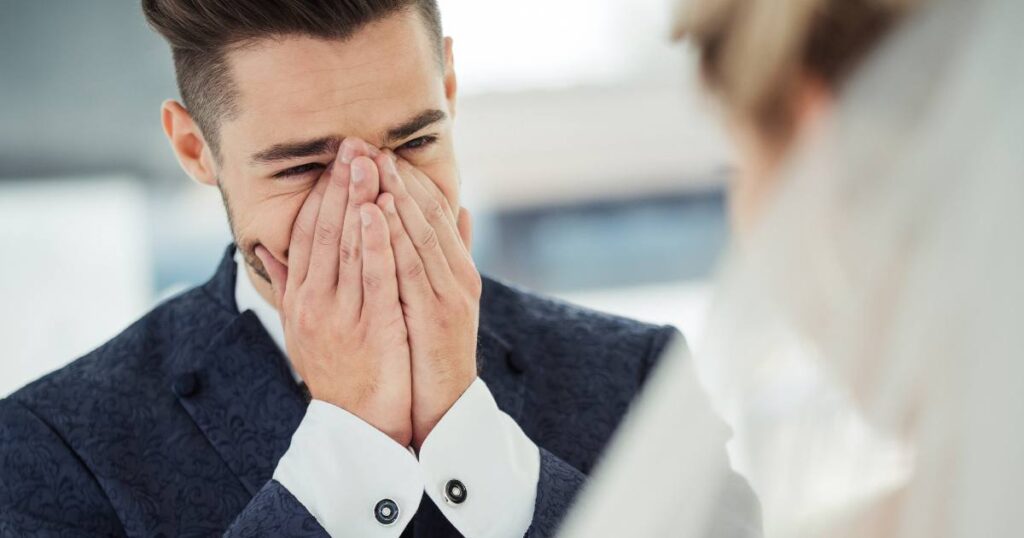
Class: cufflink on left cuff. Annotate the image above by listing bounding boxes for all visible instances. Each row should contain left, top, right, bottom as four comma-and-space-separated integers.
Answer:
443, 479, 468, 505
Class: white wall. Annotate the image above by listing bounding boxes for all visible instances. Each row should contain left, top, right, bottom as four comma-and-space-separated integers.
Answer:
0, 179, 152, 396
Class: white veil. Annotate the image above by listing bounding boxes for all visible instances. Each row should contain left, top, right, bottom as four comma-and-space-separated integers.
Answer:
559, 0, 1024, 536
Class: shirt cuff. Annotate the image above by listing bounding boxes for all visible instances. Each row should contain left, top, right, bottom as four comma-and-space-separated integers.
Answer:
418, 378, 541, 538
273, 400, 424, 538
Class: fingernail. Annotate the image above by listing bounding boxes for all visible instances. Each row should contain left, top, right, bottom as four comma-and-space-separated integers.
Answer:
360, 206, 373, 227
352, 160, 365, 183
340, 142, 356, 164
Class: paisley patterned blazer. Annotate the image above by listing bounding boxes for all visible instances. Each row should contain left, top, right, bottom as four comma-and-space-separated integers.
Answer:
0, 244, 758, 537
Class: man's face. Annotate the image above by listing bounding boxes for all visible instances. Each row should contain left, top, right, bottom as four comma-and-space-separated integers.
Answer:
213, 10, 459, 283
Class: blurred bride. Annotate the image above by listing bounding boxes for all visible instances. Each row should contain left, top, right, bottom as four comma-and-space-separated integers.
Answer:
559, 0, 1023, 536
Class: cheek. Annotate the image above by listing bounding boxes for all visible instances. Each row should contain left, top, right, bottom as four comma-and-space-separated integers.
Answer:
218, 160, 317, 260
236, 194, 309, 260
272, 197, 309, 257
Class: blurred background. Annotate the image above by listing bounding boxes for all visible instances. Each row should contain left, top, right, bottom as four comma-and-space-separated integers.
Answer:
0, 0, 733, 396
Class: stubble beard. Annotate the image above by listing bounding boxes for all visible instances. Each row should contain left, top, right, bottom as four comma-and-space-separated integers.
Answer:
218, 183, 272, 286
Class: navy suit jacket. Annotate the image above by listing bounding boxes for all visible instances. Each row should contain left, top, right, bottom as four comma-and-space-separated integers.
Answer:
0, 244, 757, 537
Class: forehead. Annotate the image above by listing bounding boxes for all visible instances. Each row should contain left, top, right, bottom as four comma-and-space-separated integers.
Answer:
220, 10, 444, 155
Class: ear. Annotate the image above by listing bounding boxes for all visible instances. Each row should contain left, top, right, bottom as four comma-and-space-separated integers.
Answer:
161, 99, 219, 186
442, 37, 458, 120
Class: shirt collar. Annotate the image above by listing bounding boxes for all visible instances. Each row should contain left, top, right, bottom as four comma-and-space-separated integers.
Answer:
233, 249, 302, 384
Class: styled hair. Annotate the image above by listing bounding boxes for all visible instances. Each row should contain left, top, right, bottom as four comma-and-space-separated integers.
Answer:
142, 0, 443, 157
673, 0, 916, 141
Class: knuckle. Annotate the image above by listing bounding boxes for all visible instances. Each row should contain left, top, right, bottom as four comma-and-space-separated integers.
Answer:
431, 188, 447, 207
416, 228, 439, 250
427, 201, 446, 222
293, 220, 312, 240
362, 272, 383, 290
314, 222, 339, 245
339, 240, 360, 266
403, 261, 426, 280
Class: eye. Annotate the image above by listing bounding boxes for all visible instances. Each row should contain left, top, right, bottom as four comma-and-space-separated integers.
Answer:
273, 162, 325, 179
398, 135, 438, 152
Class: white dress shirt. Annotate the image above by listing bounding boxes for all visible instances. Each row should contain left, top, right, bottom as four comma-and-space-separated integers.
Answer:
233, 251, 540, 537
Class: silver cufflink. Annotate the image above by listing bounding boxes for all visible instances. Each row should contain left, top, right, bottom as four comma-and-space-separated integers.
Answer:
444, 479, 468, 505
374, 498, 399, 525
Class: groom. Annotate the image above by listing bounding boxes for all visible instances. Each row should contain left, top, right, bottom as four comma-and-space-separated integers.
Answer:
0, 0, 759, 536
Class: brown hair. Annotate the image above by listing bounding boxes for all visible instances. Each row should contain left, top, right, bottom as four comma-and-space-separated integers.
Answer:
142, 0, 443, 157
674, 0, 916, 142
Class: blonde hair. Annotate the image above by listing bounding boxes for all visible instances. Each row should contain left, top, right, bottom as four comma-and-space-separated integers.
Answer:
673, 0, 917, 139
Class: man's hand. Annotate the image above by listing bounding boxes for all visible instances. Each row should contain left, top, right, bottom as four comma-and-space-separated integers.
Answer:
255, 140, 413, 446
373, 150, 482, 451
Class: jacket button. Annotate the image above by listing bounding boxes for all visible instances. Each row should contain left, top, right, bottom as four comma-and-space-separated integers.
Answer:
172, 372, 199, 398
506, 351, 527, 374
444, 479, 468, 505
374, 498, 399, 526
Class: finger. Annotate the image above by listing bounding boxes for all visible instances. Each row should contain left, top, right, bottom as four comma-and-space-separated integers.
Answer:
306, 156, 351, 290
376, 153, 454, 295
403, 162, 458, 225
337, 156, 382, 310
397, 158, 476, 278
378, 192, 433, 303
287, 171, 330, 290
358, 203, 400, 319
340, 136, 382, 165
457, 207, 474, 254
255, 245, 288, 310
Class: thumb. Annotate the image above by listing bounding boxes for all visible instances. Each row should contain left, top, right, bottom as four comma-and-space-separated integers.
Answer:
457, 207, 474, 253
254, 245, 287, 310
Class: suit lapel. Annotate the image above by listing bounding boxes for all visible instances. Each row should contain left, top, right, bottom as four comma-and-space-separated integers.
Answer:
170, 245, 308, 496
476, 324, 527, 423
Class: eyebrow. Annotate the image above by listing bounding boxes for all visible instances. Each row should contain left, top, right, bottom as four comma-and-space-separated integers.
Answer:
382, 109, 447, 146
249, 109, 448, 166
250, 136, 341, 165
